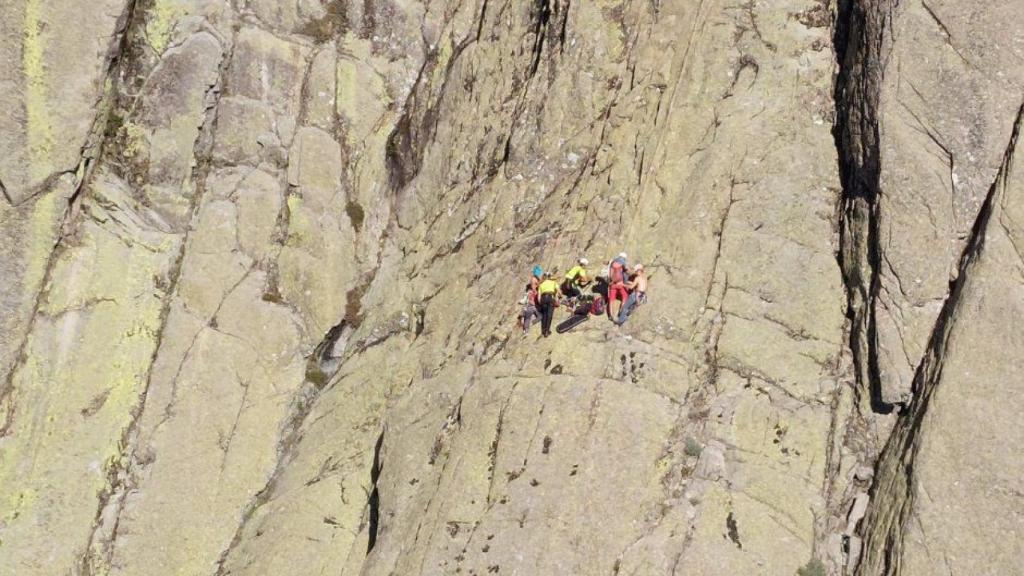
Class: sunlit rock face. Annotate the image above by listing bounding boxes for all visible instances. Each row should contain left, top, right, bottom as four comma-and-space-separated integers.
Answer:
0, 1, 1020, 575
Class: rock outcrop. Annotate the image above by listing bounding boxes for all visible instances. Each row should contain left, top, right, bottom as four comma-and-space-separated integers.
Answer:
0, 1, 1019, 575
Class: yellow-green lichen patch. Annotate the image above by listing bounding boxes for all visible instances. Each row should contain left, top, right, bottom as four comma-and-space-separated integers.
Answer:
284, 194, 309, 242
145, 0, 187, 55
335, 45, 389, 148
119, 121, 151, 160
0, 214, 180, 573
23, 0, 54, 179
429, 35, 454, 89
81, 553, 111, 576
21, 186, 68, 300
1, 488, 38, 526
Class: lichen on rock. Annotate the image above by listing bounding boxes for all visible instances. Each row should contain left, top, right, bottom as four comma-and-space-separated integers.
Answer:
0, 0, 1021, 575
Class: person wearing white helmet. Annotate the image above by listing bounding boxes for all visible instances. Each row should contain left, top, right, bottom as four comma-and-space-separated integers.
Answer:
617, 263, 647, 325
607, 252, 630, 319
561, 257, 592, 302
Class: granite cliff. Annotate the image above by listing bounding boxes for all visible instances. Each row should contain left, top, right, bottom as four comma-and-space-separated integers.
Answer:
0, 0, 1020, 574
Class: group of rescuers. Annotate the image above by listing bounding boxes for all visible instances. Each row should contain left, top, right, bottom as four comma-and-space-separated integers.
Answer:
518, 252, 648, 337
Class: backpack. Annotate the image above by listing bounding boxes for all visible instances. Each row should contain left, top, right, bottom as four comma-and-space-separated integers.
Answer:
590, 295, 605, 316
610, 261, 625, 283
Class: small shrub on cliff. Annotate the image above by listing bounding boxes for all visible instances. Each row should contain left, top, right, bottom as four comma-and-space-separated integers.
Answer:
797, 558, 826, 576
684, 437, 702, 457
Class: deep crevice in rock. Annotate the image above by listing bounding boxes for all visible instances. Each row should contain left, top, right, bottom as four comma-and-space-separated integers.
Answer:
366, 428, 386, 554
558, 0, 571, 52
856, 103, 1024, 576
475, 0, 489, 41
308, 321, 350, 385
833, 0, 893, 415
529, 0, 553, 76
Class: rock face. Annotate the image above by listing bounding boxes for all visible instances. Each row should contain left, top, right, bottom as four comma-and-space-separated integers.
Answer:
0, 1, 1019, 575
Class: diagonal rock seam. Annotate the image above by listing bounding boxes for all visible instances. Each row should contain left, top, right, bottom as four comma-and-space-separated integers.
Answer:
1, 0, 139, 209
0, 0, 141, 434
78, 8, 234, 573
833, 2, 1024, 571
855, 102, 1024, 576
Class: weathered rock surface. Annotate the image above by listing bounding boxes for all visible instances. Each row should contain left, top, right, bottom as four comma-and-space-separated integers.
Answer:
858, 105, 1024, 576
835, 1, 1023, 574
0, 0, 1020, 575
839, 0, 1024, 408
0, 0, 130, 204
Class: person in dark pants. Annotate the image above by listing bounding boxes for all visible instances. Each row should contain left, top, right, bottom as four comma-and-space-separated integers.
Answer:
537, 273, 561, 337
560, 257, 591, 302
617, 264, 647, 325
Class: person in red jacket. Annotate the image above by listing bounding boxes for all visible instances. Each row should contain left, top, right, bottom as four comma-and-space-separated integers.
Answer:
607, 252, 629, 320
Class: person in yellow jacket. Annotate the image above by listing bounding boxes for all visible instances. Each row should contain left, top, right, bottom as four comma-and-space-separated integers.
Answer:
561, 257, 591, 301
536, 273, 561, 337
